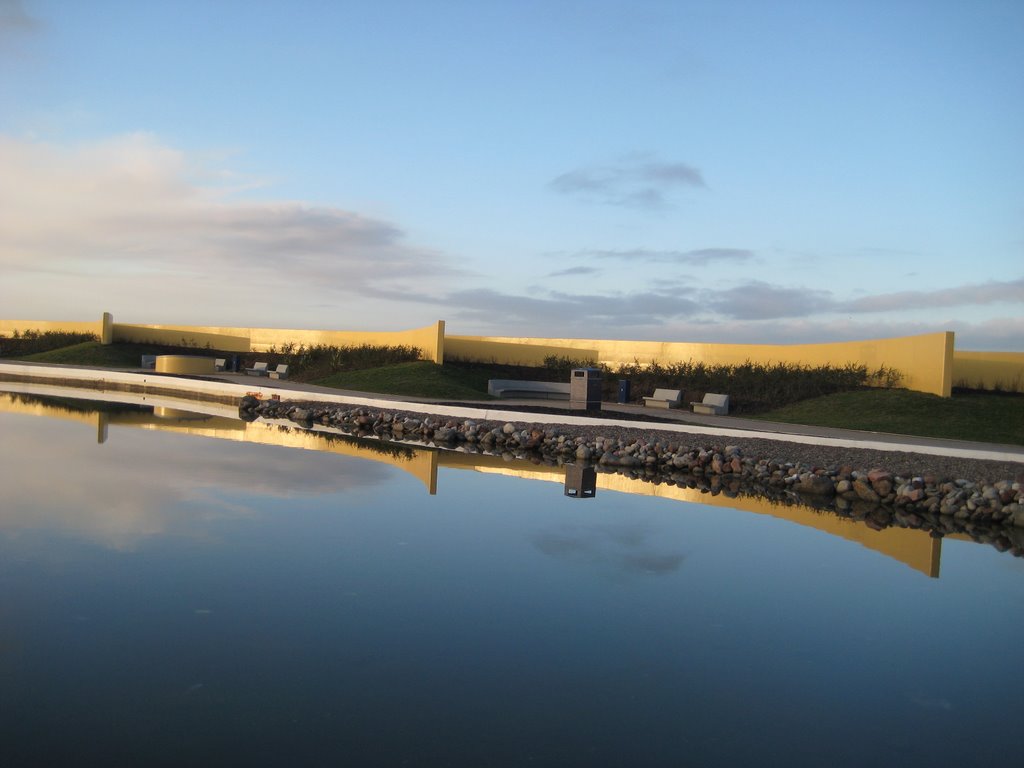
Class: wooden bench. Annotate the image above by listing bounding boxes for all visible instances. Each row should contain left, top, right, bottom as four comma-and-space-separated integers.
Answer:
642, 389, 682, 409
487, 379, 571, 400
691, 393, 729, 415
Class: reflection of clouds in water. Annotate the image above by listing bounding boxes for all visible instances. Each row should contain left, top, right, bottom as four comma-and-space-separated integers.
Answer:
0, 413, 394, 549
531, 523, 686, 577
910, 695, 953, 711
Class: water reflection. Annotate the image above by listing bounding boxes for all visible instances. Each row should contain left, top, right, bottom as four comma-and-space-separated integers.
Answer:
531, 522, 686, 578
0, 386, 994, 578
0, 390, 398, 549
2, 388, 1023, 766
564, 465, 597, 498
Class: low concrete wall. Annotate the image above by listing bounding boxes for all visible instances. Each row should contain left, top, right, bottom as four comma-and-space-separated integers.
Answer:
448, 331, 955, 397
155, 355, 217, 375
953, 351, 1024, 392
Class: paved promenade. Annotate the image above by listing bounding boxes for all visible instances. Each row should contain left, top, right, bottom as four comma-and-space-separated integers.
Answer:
3, 360, 1022, 465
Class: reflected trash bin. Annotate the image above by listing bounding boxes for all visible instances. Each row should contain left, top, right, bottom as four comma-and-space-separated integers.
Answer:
564, 465, 597, 498
570, 367, 602, 412
617, 379, 631, 404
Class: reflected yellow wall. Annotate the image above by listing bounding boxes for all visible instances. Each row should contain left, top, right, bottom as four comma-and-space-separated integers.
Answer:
0, 393, 440, 494
447, 331, 955, 397
0, 392, 100, 427
953, 351, 1024, 392
0, 389, 946, 576
455, 459, 941, 578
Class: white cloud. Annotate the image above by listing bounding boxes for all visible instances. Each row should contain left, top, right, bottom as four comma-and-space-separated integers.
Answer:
549, 154, 706, 209
0, 133, 456, 326
576, 247, 755, 265
839, 278, 1024, 314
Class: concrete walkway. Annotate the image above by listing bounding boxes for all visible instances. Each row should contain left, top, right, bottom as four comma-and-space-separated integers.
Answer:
2, 360, 1023, 464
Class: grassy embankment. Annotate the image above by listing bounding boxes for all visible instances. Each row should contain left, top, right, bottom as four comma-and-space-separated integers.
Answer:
17, 341, 146, 368
753, 388, 1024, 446
315, 361, 492, 400
12, 341, 491, 400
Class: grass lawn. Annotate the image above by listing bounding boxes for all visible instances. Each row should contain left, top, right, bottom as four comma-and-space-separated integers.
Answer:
313, 361, 493, 400
753, 388, 1024, 446
18, 341, 150, 368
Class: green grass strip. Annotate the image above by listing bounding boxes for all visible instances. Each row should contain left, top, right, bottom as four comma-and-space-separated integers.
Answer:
753, 389, 1024, 446
314, 361, 493, 400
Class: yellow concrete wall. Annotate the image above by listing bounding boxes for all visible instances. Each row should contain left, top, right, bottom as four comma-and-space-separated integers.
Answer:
249, 320, 445, 362
952, 351, 1024, 392
0, 312, 975, 397
111, 320, 446, 362
445, 337, 601, 366
447, 331, 955, 397
113, 323, 252, 351
0, 318, 105, 339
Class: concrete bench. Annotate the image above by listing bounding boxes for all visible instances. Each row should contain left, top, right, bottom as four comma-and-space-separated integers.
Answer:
643, 389, 682, 409
268, 364, 289, 380
487, 379, 571, 400
691, 393, 729, 415
245, 361, 269, 376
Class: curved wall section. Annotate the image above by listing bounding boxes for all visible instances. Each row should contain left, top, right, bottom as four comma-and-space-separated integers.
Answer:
154, 355, 216, 375
953, 351, 1024, 392
447, 331, 955, 397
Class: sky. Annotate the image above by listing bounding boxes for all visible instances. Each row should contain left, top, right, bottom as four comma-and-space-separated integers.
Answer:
1, 0, 1022, 350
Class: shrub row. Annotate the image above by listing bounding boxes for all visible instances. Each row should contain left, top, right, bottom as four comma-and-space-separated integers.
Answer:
540, 355, 902, 413
252, 343, 422, 378
0, 329, 99, 357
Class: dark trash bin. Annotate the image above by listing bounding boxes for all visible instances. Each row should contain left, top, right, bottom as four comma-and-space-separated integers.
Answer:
617, 379, 631, 404
570, 367, 602, 412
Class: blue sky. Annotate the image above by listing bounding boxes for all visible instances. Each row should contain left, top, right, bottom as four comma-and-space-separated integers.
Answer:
1, 0, 1022, 350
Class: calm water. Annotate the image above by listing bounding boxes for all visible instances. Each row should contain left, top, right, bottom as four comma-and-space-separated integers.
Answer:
1, 391, 1022, 767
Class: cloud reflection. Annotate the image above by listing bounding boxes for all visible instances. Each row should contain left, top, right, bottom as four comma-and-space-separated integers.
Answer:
531, 523, 686, 578
0, 410, 395, 550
